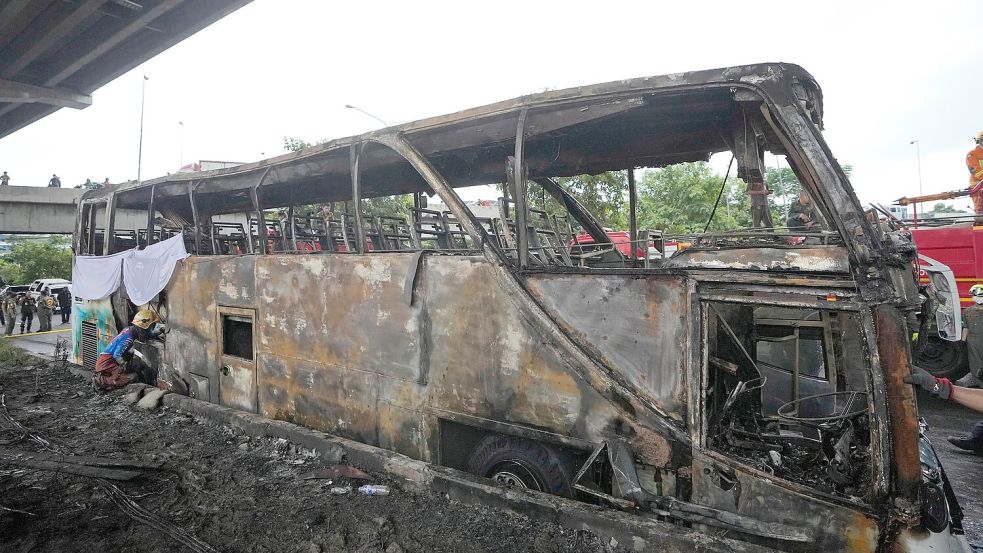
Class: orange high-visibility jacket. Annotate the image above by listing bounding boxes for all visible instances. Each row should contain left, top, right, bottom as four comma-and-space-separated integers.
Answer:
969, 145, 983, 189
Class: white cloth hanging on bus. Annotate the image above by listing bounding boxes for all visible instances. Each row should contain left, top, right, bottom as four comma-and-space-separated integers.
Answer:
72, 249, 134, 300
122, 234, 189, 305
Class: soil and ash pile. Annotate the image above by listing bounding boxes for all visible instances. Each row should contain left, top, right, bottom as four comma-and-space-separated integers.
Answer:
0, 356, 618, 553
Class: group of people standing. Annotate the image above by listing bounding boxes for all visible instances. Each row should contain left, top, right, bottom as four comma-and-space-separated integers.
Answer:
0, 288, 72, 335
0, 171, 110, 188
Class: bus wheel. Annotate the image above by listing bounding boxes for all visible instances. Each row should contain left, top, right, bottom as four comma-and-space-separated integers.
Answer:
915, 335, 969, 381
465, 434, 574, 498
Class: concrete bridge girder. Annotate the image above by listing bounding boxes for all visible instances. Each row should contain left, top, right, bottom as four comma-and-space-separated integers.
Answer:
0, 185, 142, 235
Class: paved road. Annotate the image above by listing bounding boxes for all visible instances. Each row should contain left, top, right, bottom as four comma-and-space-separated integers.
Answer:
5, 324, 71, 358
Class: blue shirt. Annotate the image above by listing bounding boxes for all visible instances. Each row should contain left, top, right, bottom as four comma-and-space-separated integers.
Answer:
102, 325, 160, 362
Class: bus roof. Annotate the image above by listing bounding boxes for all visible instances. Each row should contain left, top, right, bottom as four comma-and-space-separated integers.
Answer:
88, 62, 822, 217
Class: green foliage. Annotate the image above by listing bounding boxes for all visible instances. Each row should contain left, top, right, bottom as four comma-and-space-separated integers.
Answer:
0, 338, 33, 367
283, 136, 326, 152
0, 258, 24, 286
550, 173, 628, 229
929, 202, 965, 215
636, 162, 751, 233
1, 236, 72, 284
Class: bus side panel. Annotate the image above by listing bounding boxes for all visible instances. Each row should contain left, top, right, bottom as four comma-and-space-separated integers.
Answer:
691, 454, 880, 551
424, 257, 624, 443
254, 255, 421, 448
162, 254, 668, 464
161, 256, 256, 404
525, 273, 688, 422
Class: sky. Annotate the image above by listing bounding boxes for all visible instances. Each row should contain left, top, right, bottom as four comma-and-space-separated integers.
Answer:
0, 0, 981, 210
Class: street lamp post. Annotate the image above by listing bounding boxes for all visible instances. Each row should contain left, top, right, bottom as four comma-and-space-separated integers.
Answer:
137, 75, 149, 181
345, 104, 388, 127
178, 121, 184, 168
910, 139, 923, 196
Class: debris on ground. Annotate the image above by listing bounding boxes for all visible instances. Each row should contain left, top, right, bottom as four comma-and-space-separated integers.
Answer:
0, 354, 619, 552
358, 484, 391, 497
301, 465, 372, 481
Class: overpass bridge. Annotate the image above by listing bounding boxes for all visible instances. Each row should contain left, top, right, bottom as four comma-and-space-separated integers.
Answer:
0, 0, 251, 140
0, 185, 143, 234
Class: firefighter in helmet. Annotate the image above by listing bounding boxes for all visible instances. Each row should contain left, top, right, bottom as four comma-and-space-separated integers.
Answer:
93, 309, 166, 391
968, 131, 983, 214
909, 284, 983, 451
964, 283, 983, 375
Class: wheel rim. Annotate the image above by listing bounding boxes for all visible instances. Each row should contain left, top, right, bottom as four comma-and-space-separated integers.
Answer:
916, 336, 960, 373
489, 461, 544, 492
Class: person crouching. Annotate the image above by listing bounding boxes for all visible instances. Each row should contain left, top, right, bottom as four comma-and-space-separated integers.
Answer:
94, 309, 166, 391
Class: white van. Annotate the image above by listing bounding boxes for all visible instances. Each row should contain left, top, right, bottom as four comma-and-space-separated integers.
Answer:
28, 278, 72, 311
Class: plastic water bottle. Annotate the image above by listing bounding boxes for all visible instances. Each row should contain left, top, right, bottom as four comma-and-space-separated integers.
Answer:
358, 484, 390, 496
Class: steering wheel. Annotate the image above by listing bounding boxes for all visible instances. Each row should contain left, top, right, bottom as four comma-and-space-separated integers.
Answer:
777, 391, 868, 427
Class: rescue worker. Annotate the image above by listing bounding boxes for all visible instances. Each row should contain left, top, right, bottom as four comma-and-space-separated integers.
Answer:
57, 287, 72, 324
17, 293, 35, 334
48, 174, 61, 188
36, 290, 54, 332
912, 283, 983, 452
746, 178, 774, 228
2, 293, 16, 336
968, 131, 983, 214
94, 310, 166, 391
786, 190, 818, 231
907, 367, 983, 451
0, 171, 9, 186
964, 284, 983, 379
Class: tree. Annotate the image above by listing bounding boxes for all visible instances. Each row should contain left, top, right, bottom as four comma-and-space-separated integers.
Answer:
636, 162, 750, 233
1, 236, 72, 283
0, 259, 24, 285
549, 173, 628, 229
929, 202, 965, 215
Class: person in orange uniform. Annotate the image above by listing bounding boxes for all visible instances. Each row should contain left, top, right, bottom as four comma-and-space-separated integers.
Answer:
968, 131, 983, 214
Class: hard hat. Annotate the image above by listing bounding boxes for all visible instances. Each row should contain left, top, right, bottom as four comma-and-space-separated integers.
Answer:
976, 130, 983, 143
132, 309, 159, 329
970, 284, 983, 297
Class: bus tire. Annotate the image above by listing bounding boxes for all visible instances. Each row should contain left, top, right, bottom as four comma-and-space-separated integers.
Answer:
915, 335, 969, 381
465, 434, 574, 498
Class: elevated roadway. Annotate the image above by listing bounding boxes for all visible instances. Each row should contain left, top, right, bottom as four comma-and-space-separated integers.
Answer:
0, 185, 143, 234
0, 0, 252, 140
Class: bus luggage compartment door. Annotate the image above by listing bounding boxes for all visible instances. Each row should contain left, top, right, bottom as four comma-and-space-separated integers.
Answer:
217, 307, 258, 413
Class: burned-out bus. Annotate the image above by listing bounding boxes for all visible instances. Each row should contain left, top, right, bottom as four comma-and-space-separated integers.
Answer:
72, 63, 969, 551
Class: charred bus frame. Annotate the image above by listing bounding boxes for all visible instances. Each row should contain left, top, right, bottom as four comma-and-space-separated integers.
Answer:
73, 63, 968, 552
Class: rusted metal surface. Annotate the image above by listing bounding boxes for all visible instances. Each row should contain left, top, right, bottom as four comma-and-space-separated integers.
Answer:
666, 245, 851, 273
874, 305, 923, 501
691, 454, 880, 551
524, 273, 688, 421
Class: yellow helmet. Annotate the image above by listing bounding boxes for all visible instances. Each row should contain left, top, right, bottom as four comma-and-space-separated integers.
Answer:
970, 284, 983, 297
132, 309, 159, 329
